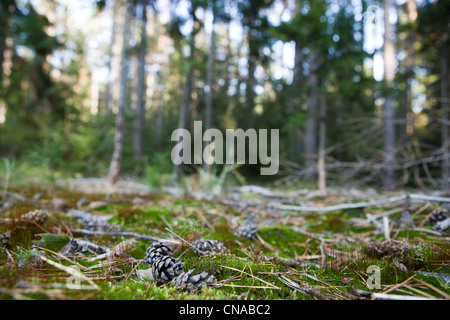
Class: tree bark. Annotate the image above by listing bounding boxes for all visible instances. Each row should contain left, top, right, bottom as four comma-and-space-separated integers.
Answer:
0, 2, 5, 86
107, 1, 132, 185
103, 0, 118, 115
246, 26, 257, 126
134, 1, 148, 160
305, 51, 319, 167
441, 36, 449, 191
204, 11, 215, 133
172, 64, 193, 174
383, 0, 397, 191
155, 75, 165, 141
318, 93, 326, 191
203, 8, 215, 172
403, 0, 417, 140
288, 41, 304, 159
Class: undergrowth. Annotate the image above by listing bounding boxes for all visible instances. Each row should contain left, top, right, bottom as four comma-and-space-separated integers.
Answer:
0, 182, 449, 300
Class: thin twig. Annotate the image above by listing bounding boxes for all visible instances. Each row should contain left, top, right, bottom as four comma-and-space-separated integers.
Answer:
219, 264, 280, 289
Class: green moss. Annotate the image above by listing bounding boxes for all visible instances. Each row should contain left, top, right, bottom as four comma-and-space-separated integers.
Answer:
257, 225, 311, 258
415, 272, 450, 295
1, 180, 449, 300
129, 242, 150, 260
323, 214, 349, 233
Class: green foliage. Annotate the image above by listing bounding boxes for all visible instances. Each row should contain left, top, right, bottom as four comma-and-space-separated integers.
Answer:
0, 0, 445, 188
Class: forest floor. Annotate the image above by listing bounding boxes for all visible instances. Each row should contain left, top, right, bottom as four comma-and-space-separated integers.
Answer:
0, 177, 449, 300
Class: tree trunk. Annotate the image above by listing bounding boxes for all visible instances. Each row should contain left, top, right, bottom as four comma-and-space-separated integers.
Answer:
204, 18, 215, 131
155, 75, 165, 141
305, 51, 319, 167
247, 54, 256, 127
246, 26, 257, 127
172, 63, 193, 174
103, 0, 118, 115
134, 1, 148, 160
107, 1, 132, 185
0, 2, 5, 86
203, 9, 215, 172
383, 0, 397, 191
403, 0, 417, 140
288, 41, 304, 159
318, 93, 326, 191
441, 37, 449, 191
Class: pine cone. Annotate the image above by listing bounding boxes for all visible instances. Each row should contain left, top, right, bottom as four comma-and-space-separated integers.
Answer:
235, 213, 258, 240
144, 242, 173, 265
191, 239, 227, 256
21, 210, 49, 225
80, 216, 122, 232
0, 232, 11, 249
173, 269, 217, 292
151, 255, 184, 284
428, 208, 449, 226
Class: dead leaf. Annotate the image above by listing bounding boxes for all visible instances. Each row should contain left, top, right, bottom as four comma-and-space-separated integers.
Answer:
341, 277, 355, 284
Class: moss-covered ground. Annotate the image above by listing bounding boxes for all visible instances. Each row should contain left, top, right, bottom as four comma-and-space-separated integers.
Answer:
0, 183, 449, 300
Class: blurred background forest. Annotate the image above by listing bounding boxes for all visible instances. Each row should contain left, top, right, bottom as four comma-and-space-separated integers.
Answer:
0, 0, 448, 192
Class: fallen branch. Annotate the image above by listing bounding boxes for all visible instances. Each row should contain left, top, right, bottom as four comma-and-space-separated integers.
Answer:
371, 293, 436, 300
71, 229, 181, 245
347, 286, 438, 300
276, 194, 450, 213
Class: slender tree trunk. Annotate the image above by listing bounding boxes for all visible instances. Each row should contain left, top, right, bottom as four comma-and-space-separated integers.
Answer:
441, 38, 449, 191
305, 51, 319, 167
134, 1, 148, 160
155, 87, 164, 140
103, 0, 118, 115
179, 67, 193, 131
383, 0, 397, 191
318, 93, 326, 191
203, 9, 215, 172
288, 41, 304, 159
173, 68, 193, 174
404, 0, 417, 139
204, 15, 215, 132
107, 1, 132, 185
246, 26, 257, 127
224, 25, 231, 98
247, 54, 256, 127
0, 3, 5, 86
172, 63, 193, 174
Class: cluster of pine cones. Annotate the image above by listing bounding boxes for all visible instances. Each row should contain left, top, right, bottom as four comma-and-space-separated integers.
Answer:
143, 240, 220, 291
